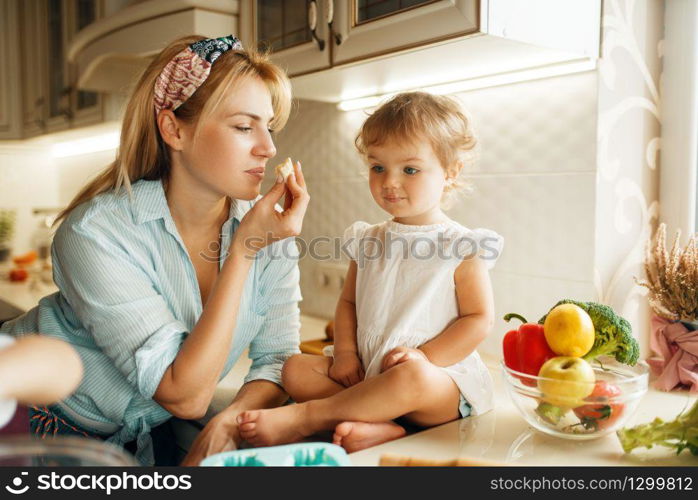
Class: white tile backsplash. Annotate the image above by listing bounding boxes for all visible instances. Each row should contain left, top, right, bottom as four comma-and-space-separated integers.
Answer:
446, 172, 596, 282
55, 151, 115, 206
457, 71, 598, 176
0, 147, 59, 253
0, 142, 116, 255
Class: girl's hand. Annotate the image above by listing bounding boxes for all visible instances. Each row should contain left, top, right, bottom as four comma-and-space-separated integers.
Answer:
180, 411, 240, 466
328, 352, 365, 387
380, 346, 429, 372
231, 161, 309, 258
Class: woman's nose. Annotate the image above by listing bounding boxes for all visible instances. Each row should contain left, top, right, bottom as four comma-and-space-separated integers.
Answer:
253, 129, 277, 158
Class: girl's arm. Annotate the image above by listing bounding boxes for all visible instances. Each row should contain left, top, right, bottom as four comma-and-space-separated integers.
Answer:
327, 260, 365, 386
418, 256, 495, 367
332, 260, 360, 358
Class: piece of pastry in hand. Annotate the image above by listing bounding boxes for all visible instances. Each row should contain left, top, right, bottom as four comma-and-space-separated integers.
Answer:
275, 157, 294, 181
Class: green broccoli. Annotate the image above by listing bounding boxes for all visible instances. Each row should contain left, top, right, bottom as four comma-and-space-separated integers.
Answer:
539, 299, 639, 366
617, 399, 698, 456
535, 402, 568, 425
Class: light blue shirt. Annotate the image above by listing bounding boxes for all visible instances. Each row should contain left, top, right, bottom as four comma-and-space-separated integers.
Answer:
0, 179, 302, 465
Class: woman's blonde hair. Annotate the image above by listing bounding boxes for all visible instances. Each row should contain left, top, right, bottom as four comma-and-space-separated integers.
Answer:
56, 35, 292, 224
355, 92, 478, 204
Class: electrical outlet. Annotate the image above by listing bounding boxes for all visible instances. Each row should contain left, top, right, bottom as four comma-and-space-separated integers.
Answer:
316, 263, 348, 292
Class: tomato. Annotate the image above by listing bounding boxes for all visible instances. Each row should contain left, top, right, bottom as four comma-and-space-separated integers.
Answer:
9, 268, 29, 282
573, 380, 624, 430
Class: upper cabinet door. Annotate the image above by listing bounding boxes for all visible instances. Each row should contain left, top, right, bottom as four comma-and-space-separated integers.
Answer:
45, 0, 104, 134
239, 0, 331, 77
332, 0, 480, 66
67, 0, 103, 128
44, 0, 71, 133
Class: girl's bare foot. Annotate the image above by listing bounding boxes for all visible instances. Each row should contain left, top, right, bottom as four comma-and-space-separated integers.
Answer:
332, 421, 406, 453
237, 404, 311, 446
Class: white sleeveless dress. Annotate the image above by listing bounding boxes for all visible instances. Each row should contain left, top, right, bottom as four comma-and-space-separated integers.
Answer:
338, 219, 503, 416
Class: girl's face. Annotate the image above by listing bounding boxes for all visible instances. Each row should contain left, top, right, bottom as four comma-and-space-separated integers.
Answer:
178, 76, 277, 201
367, 137, 451, 224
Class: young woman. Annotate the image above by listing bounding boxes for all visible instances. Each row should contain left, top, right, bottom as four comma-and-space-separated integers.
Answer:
0, 35, 309, 466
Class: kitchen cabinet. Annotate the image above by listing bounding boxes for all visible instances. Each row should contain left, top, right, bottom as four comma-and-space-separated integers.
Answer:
485, 0, 601, 58
239, 0, 478, 76
44, 0, 105, 134
0, 0, 104, 140
65, 0, 104, 129
0, 0, 24, 139
239, 0, 601, 103
332, 0, 479, 66
239, 0, 332, 76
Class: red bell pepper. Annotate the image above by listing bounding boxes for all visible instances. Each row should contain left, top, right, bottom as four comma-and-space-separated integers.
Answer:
502, 313, 556, 386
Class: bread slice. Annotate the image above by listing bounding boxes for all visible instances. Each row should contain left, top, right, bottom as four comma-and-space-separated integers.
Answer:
275, 157, 294, 181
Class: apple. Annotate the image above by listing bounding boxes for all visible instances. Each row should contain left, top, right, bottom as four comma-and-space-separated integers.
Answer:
537, 356, 595, 408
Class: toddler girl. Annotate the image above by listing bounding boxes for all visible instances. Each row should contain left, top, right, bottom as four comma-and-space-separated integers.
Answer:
237, 92, 503, 452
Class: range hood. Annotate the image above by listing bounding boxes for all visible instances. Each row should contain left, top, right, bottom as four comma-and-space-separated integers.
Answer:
67, 0, 238, 94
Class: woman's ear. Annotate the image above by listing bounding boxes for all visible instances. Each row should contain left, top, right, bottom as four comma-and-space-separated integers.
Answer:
157, 110, 185, 151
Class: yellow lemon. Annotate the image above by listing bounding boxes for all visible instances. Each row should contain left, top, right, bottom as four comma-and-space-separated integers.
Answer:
543, 304, 595, 357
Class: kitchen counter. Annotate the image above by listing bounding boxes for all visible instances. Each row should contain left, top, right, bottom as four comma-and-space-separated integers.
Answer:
185, 327, 696, 466
0, 269, 58, 314
348, 355, 698, 466
2, 280, 694, 466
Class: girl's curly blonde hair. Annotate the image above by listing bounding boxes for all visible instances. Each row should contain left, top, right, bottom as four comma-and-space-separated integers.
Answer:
355, 91, 479, 206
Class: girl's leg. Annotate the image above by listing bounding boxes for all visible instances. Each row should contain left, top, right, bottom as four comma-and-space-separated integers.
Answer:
282, 354, 345, 402
238, 358, 460, 446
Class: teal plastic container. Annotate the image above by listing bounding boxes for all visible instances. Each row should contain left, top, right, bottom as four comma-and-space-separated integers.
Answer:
200, 443, 350, 467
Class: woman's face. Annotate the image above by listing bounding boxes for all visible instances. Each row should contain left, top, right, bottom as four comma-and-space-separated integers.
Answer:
178, 76, 277, 201
367, 137, 450, 223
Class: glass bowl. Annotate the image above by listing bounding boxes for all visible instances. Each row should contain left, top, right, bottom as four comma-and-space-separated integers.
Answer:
501, 356, 649, 440
0, 436, 137, 466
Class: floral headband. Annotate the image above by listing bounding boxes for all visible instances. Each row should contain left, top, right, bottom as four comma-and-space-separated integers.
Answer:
153, 35, 243, 116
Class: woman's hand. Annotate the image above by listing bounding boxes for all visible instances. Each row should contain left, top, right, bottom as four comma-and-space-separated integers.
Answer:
328, 351, 365, 387
231, 161, 309, 258
380, 346, 429, 373
180, 411, 240, 466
